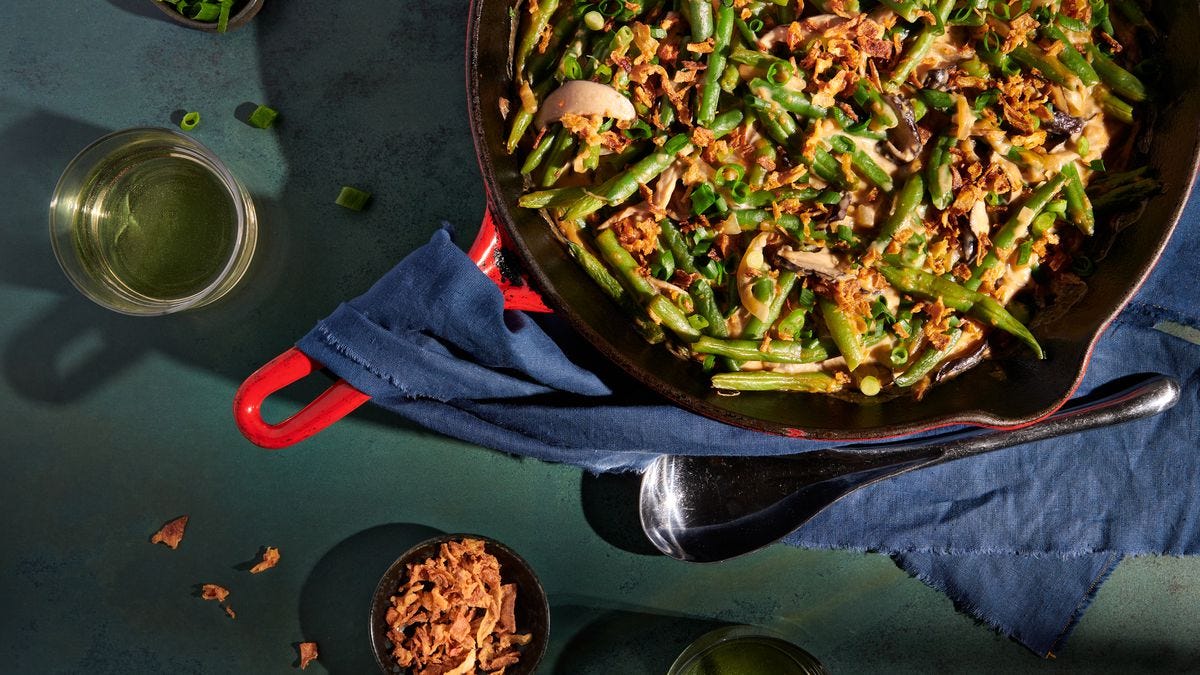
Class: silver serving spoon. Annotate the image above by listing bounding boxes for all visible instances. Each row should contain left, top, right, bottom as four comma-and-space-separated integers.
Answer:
640, 374, 1181, 563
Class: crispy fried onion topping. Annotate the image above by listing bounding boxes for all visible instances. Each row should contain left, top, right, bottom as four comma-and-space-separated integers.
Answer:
250, 546, 281, 574
385, 539, 532, 675
298, 642, 319, 670
150, 515, 188, 550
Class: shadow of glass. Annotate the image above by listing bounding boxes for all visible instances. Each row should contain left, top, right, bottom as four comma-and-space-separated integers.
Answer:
547, 604, 727, 674
298, 522, 444, 674
0, 111, 111, 293
104, 0, 176, 22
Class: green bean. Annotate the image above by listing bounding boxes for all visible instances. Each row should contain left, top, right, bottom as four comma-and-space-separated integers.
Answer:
733, 209, 801, 231
1112, 0, 1156, 33
748, 79, 827, 119
595, 228, 657, 298
660, 221, 697, 273
777, 307, 808, 340
711, 371, 839, 392
692, 336, 829, 364
515, 0, 561, 81
879, 0, 921, 22
893, 328, 962, 387
1092, 177, 1162, 213
539, 130, 577, 187
719, 63, 741, 93
1087, 43, 1148, 103
566, 240, 672, 341
1010, 45, 1076, 87
658, 96, 676, 128
809, 0, 859, 13
830, 136, 894, 192
887, 0, 954, 91
873, 173, 925, 250
739, 187, 822, 208
518, 185, 585, 209
926, 135, 954, 210
967, 174, 1066, 290
1087, 167, 1150, 195
521, 128, 559, 175
818, 298, 865, 371
596, 234, 698, 340
1060, 162, 1094, 236
742, 271, 797, 340
568, 242, 666, 343
852, 79, 898, 129
563, 134, 693, 220
527, 15, 581, 81
878, 264, 1044, 358
698, 3, 736, 127
809, 148, 847, 187
689, 280, 728, 338
730, 45, 790, 70
1097, 88, 1134, 125
1041, 23, 1099, 86
648, 295, 702, 341
734, 17, 758, 46
747, 138, 776, 187
746, 95, 798, 146
688, 0, 713, 41
710, 109, 744, 139
506, 80, 551, 154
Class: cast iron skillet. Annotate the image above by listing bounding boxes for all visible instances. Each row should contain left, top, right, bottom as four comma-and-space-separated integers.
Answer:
234, 1, 1200, 447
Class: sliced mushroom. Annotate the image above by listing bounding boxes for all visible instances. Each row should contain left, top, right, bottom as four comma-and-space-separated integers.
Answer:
883, 94, 924, 163
652, 161, 683, 212
959, 226, 978, 265
1042, 110, 1087, 149
597, 204, 651, 231
923, 68, 949, 90
969, 199, 990, 238
934, 339, 990, 383
772, 246, 845, 281
534, 80, 637, 128
737, 232, 773, 322
756, 15, 846, 52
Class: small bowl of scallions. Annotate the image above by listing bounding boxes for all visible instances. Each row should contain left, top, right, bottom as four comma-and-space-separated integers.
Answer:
151, 0, 263, 33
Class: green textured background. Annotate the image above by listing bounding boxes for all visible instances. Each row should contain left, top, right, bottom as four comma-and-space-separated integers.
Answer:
2, 1, 1198, 672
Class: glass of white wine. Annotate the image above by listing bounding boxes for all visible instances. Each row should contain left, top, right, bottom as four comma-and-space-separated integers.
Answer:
50, 127, 257, 315
667, 625, 827, 675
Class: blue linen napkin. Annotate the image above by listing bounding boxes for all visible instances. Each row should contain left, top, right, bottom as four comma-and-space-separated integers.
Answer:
297, 199, 1199, 656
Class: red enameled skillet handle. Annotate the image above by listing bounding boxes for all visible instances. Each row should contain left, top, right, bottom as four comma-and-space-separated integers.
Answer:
233, 209, 551, 449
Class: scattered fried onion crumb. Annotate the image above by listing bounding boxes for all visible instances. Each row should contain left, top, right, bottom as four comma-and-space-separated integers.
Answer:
298, 642, 319, 670
150, 516, 189, 549
200, 583, 236, 618
250, 547, 281, 574
385, 538, 532, 674
200, 584, 230, 603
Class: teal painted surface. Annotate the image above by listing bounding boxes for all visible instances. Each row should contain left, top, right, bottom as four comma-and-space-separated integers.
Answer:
1, 2, 1198, 672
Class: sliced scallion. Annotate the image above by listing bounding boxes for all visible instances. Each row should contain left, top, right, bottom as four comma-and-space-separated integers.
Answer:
247, 104, 278, 129
180, 111, 201, 131
336, 186, 372, 211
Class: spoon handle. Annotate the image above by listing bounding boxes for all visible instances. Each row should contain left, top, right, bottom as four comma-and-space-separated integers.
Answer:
857, 373, 1181, 472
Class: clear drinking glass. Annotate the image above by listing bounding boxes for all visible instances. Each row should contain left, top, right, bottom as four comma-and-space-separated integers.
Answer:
667, 625, 828, 675
50, 127, 257, 315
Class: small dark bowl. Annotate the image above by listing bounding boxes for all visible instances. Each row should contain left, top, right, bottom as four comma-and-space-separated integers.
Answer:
369, 534, 549, 674
150, 0, 265, 33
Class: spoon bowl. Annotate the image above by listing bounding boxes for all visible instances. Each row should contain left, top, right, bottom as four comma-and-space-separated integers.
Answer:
640, 374, 1181, 563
